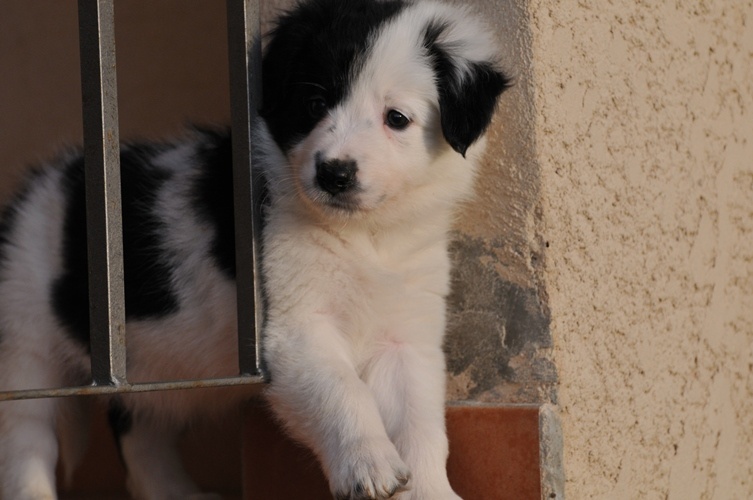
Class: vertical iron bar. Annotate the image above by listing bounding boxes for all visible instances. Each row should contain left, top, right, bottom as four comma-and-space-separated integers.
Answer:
227, 0, 265, 377
78, 0, 127, 386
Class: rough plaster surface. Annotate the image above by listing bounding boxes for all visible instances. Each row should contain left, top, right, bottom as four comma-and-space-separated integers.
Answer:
529, 0, 753, 497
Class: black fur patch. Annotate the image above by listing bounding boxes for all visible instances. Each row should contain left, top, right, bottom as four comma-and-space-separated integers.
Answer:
107, 398, 133, 462
190, 127, 271, 286
190, 128, 237, 279
107, 398, 133, 438
423, 21, 511, 156
51, 145, 180, 347
260, 0, 405, 151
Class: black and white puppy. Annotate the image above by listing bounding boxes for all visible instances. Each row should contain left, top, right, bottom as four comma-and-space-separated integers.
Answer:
0, 0, 509, 498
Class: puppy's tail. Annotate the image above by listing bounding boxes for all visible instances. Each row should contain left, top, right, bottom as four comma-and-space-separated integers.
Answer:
56, 396, 92, 487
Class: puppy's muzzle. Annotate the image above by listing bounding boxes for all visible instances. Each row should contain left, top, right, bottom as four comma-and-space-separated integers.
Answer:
316, 157, 358, 195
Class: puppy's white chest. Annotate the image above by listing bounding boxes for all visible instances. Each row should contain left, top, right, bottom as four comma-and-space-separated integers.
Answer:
332, 240, 449, 344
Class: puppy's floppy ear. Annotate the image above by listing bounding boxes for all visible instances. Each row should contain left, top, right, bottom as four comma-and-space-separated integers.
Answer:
423, 19, 511, 157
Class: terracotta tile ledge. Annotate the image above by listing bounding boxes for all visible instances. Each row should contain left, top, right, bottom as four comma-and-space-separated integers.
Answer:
242, 403, 545, 500
59, 402, 560, 499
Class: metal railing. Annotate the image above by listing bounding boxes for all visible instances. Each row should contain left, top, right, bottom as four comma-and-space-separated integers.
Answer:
0, 0, 266, 401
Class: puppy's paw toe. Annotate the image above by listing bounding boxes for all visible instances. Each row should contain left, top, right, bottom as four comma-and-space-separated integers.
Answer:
186, 493, 224, 500
332, 438, 411, 499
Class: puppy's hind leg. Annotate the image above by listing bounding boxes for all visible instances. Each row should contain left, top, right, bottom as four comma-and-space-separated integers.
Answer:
0, 348, 64, 500
111, 400, 221, 500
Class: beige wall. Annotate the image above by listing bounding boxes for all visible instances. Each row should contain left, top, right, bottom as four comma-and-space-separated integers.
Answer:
529, 0, 753, 497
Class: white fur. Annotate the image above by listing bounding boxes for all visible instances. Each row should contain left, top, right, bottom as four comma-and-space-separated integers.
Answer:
0, 1, 503, 498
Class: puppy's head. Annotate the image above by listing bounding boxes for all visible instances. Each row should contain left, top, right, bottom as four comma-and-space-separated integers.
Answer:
260, 0, 510, 218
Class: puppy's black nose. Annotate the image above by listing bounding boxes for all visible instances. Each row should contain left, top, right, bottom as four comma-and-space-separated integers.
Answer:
315, 158, 357, 195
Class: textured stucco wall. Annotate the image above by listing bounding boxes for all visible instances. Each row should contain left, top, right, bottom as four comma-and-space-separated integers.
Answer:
529, 0, 753, 497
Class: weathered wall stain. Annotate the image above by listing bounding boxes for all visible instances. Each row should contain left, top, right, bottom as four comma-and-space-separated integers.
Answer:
446, 234, 554, 404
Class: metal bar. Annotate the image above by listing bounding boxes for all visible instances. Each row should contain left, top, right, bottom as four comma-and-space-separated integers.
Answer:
0, 376, 265, 402
78, 0, 127, 386
226, 0, 265, 377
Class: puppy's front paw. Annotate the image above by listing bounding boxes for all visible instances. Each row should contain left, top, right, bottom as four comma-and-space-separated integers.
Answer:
331, 437, 411, 500
186, 493, 224, 500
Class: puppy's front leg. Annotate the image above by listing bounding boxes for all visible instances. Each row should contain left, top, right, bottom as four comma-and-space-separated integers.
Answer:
265, 319, 411, 500
365, 342, 461, 500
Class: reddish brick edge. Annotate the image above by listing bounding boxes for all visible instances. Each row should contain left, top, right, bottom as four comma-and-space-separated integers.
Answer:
56, 403, 541, 499
242, 404, 541, 500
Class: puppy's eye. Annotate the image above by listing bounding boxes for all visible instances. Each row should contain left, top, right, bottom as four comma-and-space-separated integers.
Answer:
307, 96, 328, 119
385, 109, 410, 130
